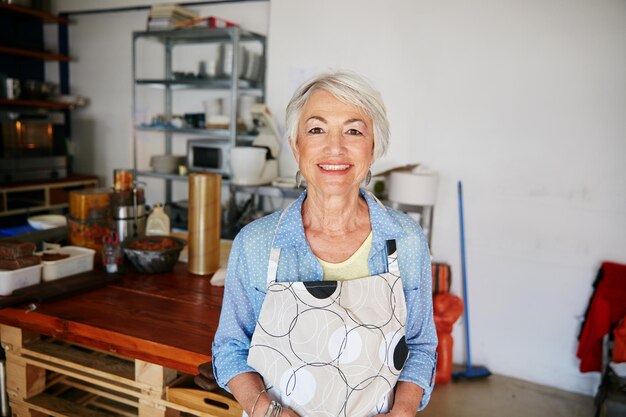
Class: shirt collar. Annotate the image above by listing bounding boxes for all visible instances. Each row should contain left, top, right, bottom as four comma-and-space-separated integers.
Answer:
272, 188, 405, 249
272, 189, 308, 249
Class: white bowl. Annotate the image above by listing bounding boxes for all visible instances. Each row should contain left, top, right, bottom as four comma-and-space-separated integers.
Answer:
229, 147, 266, 183
28, 214, 67, 230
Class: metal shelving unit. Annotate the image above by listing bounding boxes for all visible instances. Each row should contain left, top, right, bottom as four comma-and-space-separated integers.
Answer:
135, 124, 257, 141
134, 78, 260, 90
131, 27, 267, 202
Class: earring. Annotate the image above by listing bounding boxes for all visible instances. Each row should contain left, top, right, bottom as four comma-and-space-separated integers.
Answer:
365, 169, 372, 186
296, 170, 302, 188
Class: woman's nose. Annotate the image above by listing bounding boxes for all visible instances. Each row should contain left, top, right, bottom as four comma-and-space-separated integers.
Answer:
326, 129, 345, 154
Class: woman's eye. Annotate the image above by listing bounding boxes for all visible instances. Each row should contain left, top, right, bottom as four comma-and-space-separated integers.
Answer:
346, 128, 363, 136
308, 127, 324, 134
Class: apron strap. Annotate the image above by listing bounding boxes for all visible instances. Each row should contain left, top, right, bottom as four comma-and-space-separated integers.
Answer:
266, 202, 293, 287
370, 191, 400, 274
386, 239, 400, 275
267, 247, 281, 286
367, 190, 387, 209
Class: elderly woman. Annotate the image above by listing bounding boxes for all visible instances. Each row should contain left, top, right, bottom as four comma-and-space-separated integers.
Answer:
211, 71, 437, 417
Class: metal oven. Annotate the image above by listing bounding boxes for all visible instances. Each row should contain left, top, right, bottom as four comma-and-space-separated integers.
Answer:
0, 111, 68, 183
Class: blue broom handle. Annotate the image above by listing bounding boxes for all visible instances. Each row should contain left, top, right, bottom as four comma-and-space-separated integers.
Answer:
458, 180, 472, 369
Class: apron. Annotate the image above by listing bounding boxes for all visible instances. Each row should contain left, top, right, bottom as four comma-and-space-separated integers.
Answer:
248, 205, 408, 417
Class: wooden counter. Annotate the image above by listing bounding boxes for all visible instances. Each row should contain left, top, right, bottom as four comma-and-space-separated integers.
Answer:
0, 263, 223, 375
0, 263, 233, 417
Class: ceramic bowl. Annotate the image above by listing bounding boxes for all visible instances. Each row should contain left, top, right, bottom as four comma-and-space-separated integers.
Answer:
122, 236, 186, 274
229, 147, 266, 183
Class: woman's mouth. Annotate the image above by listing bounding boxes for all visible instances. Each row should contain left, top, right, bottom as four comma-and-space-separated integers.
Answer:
318, 164, 351, 171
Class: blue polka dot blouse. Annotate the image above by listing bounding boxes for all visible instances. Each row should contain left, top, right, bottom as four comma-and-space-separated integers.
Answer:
211, 189, 438, 410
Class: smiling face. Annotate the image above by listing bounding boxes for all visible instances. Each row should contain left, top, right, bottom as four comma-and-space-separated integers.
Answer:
291, 89, 375, 196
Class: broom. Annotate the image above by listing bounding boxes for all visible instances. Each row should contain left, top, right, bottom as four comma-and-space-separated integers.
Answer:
452, 180, 491, 381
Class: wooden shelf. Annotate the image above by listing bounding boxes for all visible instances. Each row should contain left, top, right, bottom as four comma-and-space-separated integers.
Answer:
27, 394, 119, 417
0, 175, 98, 217
0, 175, 97, 190
0, 3, 69, 24
0, 98, 73, 110
0, 45, 70, 61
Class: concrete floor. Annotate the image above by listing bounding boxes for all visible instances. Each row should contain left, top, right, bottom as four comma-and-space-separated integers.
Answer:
420, 374, 595, 417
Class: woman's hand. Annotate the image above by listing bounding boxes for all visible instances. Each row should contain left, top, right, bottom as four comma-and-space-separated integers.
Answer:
372, 381, 423, 417
280, 408, 301, 417
372, 411, 412, 417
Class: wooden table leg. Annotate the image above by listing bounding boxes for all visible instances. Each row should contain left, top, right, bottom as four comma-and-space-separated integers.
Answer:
1, 325, 46, 417
135, 359, 179, 417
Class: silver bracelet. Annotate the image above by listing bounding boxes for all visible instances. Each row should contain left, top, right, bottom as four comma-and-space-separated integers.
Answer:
250, 388, 268, 417
273, 401, 283, 417
264, 400, 283, 417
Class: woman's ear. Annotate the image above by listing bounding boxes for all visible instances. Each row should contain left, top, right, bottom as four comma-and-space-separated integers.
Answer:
289, 137, 300, 164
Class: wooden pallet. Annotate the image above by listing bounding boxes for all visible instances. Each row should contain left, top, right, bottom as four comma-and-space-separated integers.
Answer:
0, 325, 242, 417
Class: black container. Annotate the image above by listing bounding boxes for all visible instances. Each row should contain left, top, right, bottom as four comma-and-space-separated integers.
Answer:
183, 113, 205, 129
122, 236, 186, 274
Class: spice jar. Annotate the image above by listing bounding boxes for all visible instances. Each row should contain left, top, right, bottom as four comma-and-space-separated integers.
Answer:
102, 231, 123, 273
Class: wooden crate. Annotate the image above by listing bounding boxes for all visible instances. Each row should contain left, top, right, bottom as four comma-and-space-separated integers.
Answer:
0, 325, 239, 417
167, 375, 241, 417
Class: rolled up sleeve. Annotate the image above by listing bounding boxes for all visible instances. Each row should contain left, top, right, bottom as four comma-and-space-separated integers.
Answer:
397, 226, 438, 410
211, 232, 259, 391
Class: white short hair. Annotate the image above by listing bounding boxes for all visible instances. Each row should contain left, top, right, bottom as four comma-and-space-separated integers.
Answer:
285, 70, 390, 160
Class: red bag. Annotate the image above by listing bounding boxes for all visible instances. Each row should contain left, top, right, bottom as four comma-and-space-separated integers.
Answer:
613, 319, 626, 363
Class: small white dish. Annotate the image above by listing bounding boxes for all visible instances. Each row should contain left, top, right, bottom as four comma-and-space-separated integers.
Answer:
36, 246, 95, 281
0, 264, 42, 296
28, 215, 67, 230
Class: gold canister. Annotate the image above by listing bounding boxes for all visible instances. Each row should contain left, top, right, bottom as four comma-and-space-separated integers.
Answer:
188, 173, 221, 275
69, 188, 111, 221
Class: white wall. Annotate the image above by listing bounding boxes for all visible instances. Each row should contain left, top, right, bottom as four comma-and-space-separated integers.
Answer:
51, 0, 626, 397
266, 0, 626, 396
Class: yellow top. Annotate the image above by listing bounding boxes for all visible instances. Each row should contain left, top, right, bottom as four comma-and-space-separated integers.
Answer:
318, 232, 373, 281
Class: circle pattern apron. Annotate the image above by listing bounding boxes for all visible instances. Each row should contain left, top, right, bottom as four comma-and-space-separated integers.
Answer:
248, 210, 408, 417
